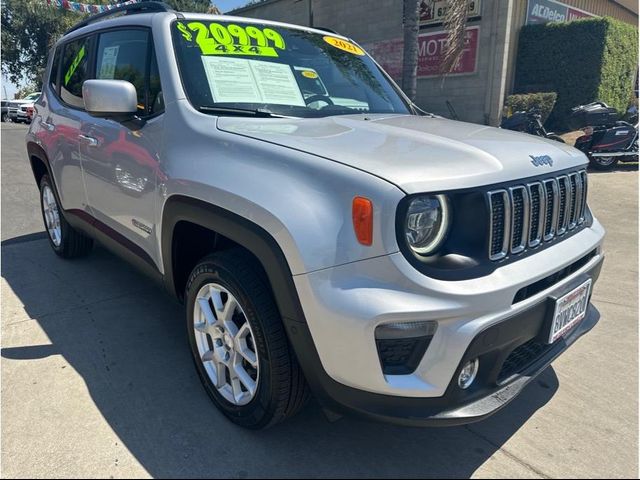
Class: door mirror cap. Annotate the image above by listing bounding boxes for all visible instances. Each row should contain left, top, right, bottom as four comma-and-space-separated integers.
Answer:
82, 79, 138, 118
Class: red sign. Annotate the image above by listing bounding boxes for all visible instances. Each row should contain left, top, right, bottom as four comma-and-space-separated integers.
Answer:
567, 7, 592, 21
417, 26, 479, 77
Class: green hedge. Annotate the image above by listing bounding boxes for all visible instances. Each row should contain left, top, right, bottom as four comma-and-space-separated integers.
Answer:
514, 17, 638, 130
504, 92, 557, 123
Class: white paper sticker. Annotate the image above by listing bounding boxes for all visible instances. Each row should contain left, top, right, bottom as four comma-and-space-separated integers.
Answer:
201, 57, 305, 106
98, 46, 120, 79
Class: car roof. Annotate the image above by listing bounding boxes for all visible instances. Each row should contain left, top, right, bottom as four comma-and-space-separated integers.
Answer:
58, 11, 350, 46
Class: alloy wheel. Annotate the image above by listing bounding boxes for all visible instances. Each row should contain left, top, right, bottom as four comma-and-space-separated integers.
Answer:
193, 283, 259, 406
42, 185, 62, 247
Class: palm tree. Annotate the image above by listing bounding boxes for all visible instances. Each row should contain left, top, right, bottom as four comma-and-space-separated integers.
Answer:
401, 0, 420, 101
401, 0, 469, 101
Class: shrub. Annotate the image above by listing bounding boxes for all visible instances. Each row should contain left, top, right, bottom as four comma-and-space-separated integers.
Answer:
514, 17, 638, 131
504, 92, 558, 123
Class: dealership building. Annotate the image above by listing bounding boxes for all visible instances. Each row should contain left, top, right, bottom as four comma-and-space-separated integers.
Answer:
231, 0, 638, 125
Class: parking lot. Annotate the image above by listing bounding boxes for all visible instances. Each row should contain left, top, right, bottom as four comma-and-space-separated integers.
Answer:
1, 121, 637, 478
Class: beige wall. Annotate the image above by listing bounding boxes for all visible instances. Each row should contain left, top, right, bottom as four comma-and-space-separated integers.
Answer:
230, 0, 637, 125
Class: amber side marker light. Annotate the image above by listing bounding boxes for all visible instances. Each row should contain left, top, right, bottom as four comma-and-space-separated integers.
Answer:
352, 196, 373, 246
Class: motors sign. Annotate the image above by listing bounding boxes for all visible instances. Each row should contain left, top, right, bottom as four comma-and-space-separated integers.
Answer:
526, 0, 595, 25
418, 26, 479, 77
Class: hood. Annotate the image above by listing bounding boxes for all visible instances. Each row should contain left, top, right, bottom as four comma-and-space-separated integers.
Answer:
217, 114, 587, 193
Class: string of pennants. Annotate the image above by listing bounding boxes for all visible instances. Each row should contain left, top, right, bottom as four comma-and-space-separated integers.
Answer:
44, 0, 140, 14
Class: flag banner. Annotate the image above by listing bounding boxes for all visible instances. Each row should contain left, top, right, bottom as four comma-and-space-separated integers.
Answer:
45, 0, 140, 14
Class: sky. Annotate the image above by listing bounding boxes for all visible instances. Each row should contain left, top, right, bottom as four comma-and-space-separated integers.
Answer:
1, 0, 252, 99
215, 0, 252, 12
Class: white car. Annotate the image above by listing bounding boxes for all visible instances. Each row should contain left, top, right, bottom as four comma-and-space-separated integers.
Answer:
8, 92, 40, 123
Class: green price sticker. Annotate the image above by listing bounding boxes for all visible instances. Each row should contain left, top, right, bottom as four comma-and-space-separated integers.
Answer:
177, 22, 286, 57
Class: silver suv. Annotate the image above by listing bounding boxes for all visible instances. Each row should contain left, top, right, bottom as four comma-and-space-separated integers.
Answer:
26, 2, 605, 429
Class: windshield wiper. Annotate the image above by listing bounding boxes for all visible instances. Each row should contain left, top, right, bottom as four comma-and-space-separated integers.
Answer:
197, 106, 289, 118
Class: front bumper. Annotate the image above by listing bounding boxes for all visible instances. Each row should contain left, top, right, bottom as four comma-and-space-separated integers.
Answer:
286, 257, 602, 426
287, 218, 604, 425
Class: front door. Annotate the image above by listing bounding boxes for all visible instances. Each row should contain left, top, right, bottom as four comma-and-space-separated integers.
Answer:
79, 28, 165, 268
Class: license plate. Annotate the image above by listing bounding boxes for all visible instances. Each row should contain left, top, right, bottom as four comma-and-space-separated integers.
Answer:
548, 279, 592, 344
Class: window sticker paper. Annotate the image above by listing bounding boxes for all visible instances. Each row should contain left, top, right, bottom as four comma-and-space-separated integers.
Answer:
201, 57, 305, 106
98, 46, 120, 79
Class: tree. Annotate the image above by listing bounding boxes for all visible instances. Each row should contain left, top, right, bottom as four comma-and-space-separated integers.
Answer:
1, 0, 82, 86
1, 0, 219, 87
14, 83, 41, 99
401, 0, 420, 101
401, 0, 469, 102
165, 0, 215, 12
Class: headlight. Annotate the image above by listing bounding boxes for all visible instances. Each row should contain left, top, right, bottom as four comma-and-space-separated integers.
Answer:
404, 194, 450, 255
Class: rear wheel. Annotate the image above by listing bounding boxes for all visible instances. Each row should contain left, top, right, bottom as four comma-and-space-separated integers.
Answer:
185, 250, 309, 429
589, 155, 618, 171
39, 175, 93, 258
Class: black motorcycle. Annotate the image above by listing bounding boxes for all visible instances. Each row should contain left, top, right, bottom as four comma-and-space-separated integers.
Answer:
500, 109, 565, 143
571, 102, 638, 171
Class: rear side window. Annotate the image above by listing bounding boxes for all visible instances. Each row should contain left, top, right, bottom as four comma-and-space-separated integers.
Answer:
96, 29, 150, 115
60, 36, 93, 108
49, 47, 62, 93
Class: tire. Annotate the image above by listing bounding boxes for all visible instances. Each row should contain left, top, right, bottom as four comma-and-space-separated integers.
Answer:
185, 250, 309, 429
589, 155, 619, 171
39, 175, 93, 258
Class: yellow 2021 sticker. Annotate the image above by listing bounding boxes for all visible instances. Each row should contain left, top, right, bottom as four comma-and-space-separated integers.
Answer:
177, 22, 286, 57
300, 70, 318, 79
323, 36, 365, 56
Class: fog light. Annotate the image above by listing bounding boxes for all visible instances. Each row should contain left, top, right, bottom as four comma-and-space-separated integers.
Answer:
458, 358, 479, 389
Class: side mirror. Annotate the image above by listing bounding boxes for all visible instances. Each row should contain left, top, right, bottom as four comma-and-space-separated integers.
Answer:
82, 79, 137, 118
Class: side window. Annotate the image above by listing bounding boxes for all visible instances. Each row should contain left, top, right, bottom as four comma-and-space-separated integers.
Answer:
96, 29, 149, 114
49, 47, 62, 94
60, 36, 92, 108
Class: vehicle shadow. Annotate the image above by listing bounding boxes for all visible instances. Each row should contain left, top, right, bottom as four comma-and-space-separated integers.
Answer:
1, 235, 559, 478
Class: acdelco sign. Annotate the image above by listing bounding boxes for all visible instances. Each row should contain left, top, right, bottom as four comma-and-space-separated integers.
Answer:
526, 0, 594, 25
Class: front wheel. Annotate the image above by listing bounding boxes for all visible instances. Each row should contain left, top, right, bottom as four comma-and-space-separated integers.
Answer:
589, 155, 619, 171
185, 250, 309, 429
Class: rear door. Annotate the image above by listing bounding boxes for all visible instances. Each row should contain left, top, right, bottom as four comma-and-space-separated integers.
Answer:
78, 27, 165, 267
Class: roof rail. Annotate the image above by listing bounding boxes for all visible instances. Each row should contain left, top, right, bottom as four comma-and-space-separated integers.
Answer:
65, 1, 175, 35
315, 26, 339, 35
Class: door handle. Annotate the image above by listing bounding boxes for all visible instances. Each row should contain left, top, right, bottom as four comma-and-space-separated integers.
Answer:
41, 120, 55, 131
78, 134, 99, 147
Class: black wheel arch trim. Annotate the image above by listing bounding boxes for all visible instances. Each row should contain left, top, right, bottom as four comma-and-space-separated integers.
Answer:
160, 195, 307, 324
159, 196, 369, 415
27, 142, 55, 187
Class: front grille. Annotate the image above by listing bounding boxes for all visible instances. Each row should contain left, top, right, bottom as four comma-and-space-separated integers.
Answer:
498, 339, 552, 383
488, 170, 588, 261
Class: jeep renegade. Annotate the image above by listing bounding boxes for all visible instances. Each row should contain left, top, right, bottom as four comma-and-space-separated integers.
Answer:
26, 2, 605, 429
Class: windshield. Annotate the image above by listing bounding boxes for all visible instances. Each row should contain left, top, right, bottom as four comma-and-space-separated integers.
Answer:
172, 20, 411, 118
23, 93, 40, 101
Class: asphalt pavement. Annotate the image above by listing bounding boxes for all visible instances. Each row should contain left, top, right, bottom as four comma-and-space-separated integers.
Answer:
1, 122, 638, 478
